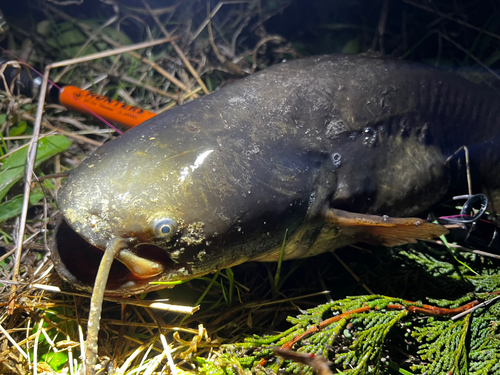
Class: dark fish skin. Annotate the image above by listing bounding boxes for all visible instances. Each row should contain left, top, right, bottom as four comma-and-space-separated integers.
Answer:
53, 54, 500, 295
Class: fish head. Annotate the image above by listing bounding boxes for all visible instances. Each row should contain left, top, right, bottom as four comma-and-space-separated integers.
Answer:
53, 106, 315, 295
54, 142, 228, 294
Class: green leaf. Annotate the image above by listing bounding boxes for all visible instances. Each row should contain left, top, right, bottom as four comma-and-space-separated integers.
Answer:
0, 192, 44, 222
9, 121, 28, 137
8, 121, 27, 137
42, 351, 69, 372
46, 20, 134, 61
0, 135, 71, 201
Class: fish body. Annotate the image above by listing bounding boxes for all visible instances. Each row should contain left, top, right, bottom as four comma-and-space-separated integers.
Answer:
53, 55, 500, 295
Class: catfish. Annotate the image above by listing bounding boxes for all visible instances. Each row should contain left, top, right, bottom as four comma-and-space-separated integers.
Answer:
53, 54, 500, 296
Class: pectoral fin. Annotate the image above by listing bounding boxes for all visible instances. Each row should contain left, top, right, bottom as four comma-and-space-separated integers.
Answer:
325, 208, 448, 247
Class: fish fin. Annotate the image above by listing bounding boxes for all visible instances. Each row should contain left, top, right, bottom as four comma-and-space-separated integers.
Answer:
325, 208, 448, 247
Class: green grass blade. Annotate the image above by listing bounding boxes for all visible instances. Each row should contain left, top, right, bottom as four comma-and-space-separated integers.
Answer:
0, 135, 71, 201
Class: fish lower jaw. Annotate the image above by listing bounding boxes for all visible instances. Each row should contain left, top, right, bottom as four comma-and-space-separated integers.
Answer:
115, 249, 165, 279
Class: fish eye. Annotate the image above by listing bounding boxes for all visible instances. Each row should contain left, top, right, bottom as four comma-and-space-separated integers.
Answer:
152, 218, 178, 238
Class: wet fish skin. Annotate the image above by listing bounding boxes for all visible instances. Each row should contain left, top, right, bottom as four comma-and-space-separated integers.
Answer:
53, 54, 500, 295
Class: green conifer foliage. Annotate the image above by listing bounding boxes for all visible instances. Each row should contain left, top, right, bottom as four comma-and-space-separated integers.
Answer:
195, 246, 500, 374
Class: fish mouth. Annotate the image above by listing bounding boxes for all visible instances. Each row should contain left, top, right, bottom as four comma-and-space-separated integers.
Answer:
51, 217, 182, 296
